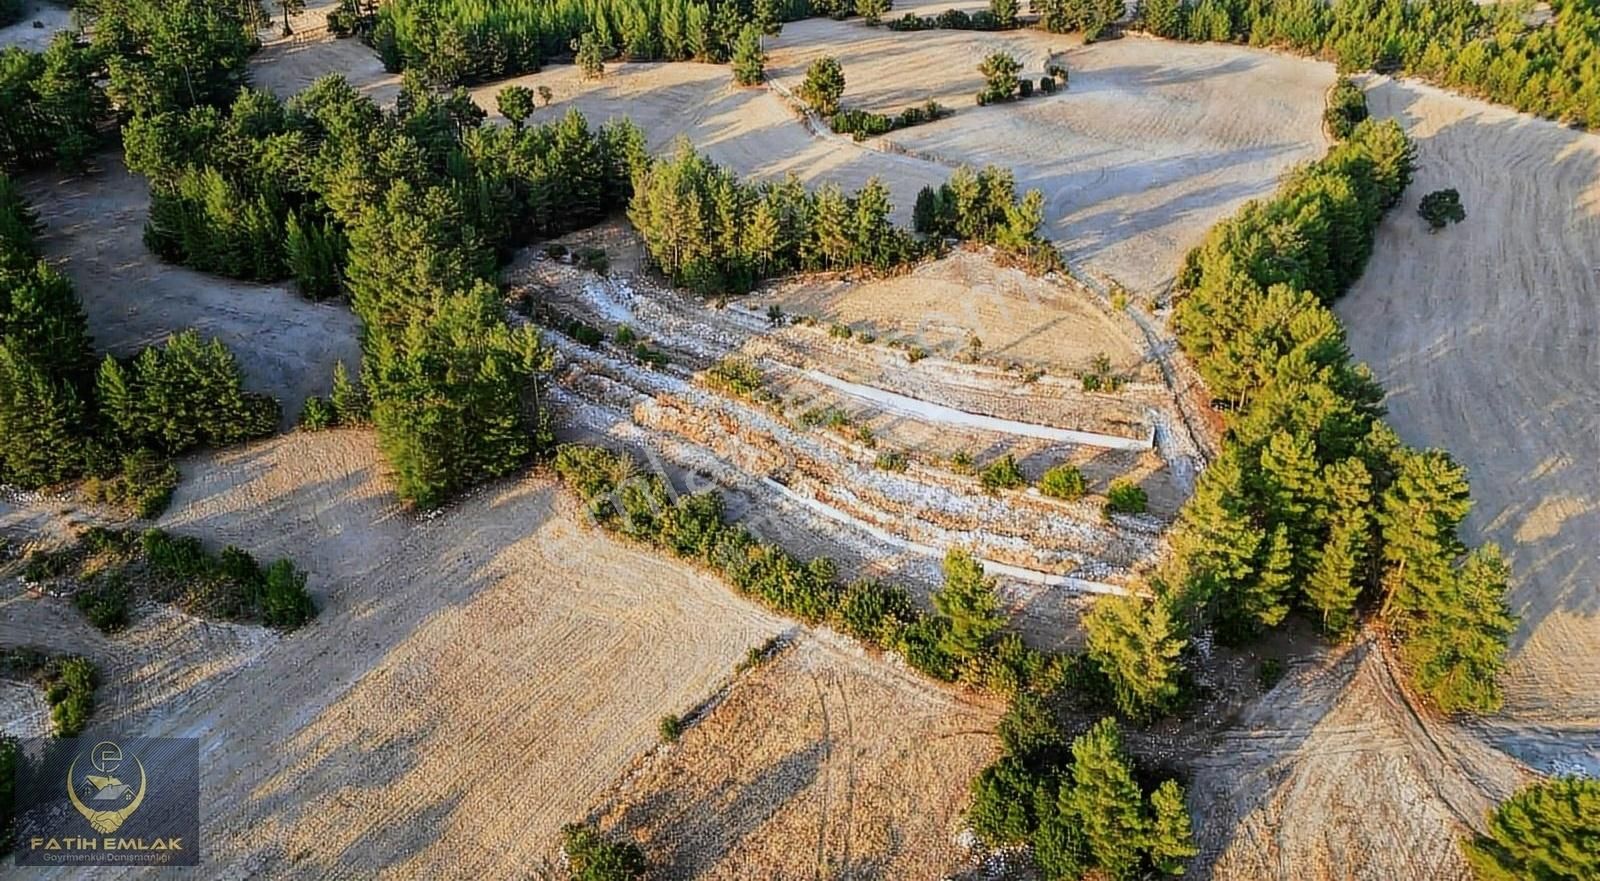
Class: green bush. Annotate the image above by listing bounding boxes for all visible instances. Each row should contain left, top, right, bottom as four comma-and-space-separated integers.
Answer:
561, 823, 648, 881
1418, 188, 1465, 231
1038, 463, 1087, 501
1324, 77, 1369, 140
658, 713, 684, 743
980, 454, 1026, 492
261, 559, 317, 629
47, 657, 98, 738
835, 578, 915, 643
874, 450, 908, 472
72, 575, 133, 633
81, 450, 181, 519
704, 357, 769, 400
1103, 480, 1148, 515
300, 395, 335, 431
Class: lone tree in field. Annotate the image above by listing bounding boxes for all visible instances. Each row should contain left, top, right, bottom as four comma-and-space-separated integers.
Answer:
575, 31, 609, 79
799, 56, 846, 116
496, 85, 534, 128
1462, 776, 1600, 881
1418, 188, 1465, 231
537, 85, 554, 106
731, 24, 765, 86
978, 51, 1022, 104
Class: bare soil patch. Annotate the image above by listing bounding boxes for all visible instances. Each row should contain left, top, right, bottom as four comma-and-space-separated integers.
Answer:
1, 429, 789, 878
590, 631, 1004, 881
16, 155, 363, 421
0, 0, 72, 52
1336, 77, 1600, 729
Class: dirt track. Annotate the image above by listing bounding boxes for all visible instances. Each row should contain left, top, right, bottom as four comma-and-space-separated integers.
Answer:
1337, 77, 1600, 736
2, 430, 788, 878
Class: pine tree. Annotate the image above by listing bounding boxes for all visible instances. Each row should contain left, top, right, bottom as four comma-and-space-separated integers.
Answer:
1377, 446, 1471, 619
798, 56, 845, 116
753, 0, 782, 35
329, 360, 369, 425
731, 24, 766, 86
1461, 776, 1600, 881
1147, 779, 1198, 875
932, 547, 1005, 663
0, 343, 88, 486
1401, 544, 1517, 715
1304, 457, 1371, 637
1066, 718, 1149, 881
1084, 594, 1187, 718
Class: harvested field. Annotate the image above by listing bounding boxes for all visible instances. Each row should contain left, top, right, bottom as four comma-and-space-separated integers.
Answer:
590, 631, 1004, 881
0, 429, 789, 878
1337, 77, 1600, 731
1189, 639, 1531, 880
766, 16, 1334, 290
16, 156, 363, 421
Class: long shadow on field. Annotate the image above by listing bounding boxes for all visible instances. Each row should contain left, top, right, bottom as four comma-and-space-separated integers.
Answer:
609, 739, 828, 878
1334, 85, 1600, 710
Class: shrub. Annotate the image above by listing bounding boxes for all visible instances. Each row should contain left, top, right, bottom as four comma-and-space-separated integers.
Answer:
561, 823, 648, 881
1324, 77, 1369, 139
300, 395, 335, 431
874, 450, 908, 472
261, 559, 317, 629
1019, 78, 1034, 98
704, 357, 770, 400
978, 52, 1021, 103
1079, 352, 1123, 392
72, 575, 132, 633
576, 246, 610, 274
46, 657, 97, 737
1038, 463, 1087, 500
658, 713, 684, 743
1418, 188, 1465, 231
1039, 75, 1057, 94
836, 578, 915, 643
614, 324, 637, 345
1104, 480, 1148, 515
142, 529, 212, 581
828, 322, 853, 340
80, 450, 181, 519
980, 455, 1026, 491
906, 345, 928, 363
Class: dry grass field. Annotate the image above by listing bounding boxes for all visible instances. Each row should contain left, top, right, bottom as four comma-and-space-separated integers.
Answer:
591, 632, 1004, 881
1338, 78, 1600, 736
2, 430, 789, 879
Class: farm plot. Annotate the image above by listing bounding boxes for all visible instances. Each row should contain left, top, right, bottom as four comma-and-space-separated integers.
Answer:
1336, 77, 1600, 729
0, 429, 789, 878
766, 21, 1334, 291
588, 631, 1004, 881
17, 156, 363, 421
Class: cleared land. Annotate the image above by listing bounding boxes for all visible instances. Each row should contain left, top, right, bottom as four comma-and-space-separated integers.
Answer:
1, 430, 788, 878
1337, 77, 1600, 734
17, 156, 363, 421
591, 632, 1003, 881
0, 0, 72, 52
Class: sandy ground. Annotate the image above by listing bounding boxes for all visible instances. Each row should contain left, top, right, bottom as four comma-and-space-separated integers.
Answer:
2, 429, 789, 878
15, 157, 364, 422
1189, 639, 1533, 880
0, 0, 72, 52
1337, 78, 1600, 735
591, 631, 1003, 880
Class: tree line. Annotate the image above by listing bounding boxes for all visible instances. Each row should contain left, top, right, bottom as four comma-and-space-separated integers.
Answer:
1083, 114, 1515, 720
370, 0, 808, 86
1136, 0, 1600, 128
0, 176, 276, 512
628, 144, 1057, 295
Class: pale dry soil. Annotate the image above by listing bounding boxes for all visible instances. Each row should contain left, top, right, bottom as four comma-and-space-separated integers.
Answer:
0, 0, 72, 52
3, 430, 789, 879
1338, 78, 1600, 737
591, 631, 1004, 881
17, 157, 363, 423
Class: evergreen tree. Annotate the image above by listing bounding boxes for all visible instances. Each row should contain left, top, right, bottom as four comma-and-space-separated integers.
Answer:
991, 0, 1019, 28
1462, 776, 1600, 881
1147, 779, 1198, 875
731, 24, 766, 87
1304, 456, 1372, 637
798, 56, 845, 116
1401, 544, 1517, 715
495, 84, 535, 127
575, 30, 608, 79
932, 548, 1005, 663
1141, 0, 1184, 37
1084, 594, 1187, 718
329, 360, 370, 425
1065, 718, 1149, 881
1377, 446, 1471, 619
